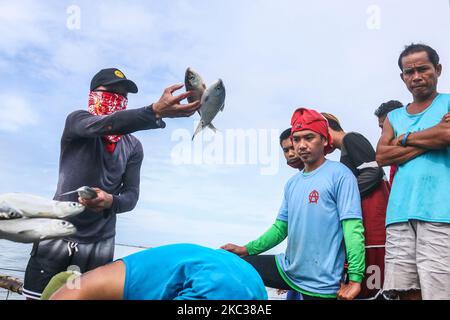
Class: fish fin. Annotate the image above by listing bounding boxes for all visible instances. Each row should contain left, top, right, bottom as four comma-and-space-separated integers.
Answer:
192, 121, 205, 140
220, 103, 225, 112
18, 229, 34, 235
208, 123, 218, 133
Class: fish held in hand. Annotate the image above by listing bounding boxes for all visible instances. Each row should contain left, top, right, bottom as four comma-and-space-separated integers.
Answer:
192, 79, 226, 140
185, 67, 206, 104
0, 218, 76, 243
59, 186, 98, 200
0, 193, 85, 219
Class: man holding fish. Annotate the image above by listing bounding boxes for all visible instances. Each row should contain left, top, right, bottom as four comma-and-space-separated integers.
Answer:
185, 68, 226, 140
22, 68, 200, 300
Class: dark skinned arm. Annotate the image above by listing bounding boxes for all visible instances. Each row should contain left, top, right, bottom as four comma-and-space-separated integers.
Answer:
396, 113, 450, 150
376, 117, 427, 167
50, 261, 125, 300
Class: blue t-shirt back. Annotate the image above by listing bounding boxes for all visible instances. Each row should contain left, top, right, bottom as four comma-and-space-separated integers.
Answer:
121, 243, 267, 300
276, 160, 362, 295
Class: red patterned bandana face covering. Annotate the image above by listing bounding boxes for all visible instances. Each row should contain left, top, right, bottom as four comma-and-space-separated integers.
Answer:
88, 91, 128, 153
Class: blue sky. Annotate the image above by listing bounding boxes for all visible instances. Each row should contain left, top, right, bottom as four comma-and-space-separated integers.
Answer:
0, 0, 449, 253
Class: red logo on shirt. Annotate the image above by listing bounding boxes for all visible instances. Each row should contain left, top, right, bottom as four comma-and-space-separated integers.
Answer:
309, 190, 319, 204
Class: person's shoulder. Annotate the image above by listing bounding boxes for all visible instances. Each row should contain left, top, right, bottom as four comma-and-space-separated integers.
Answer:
438, 93, 450, 103
326, 160, 355, 176
387, 105, 406, 119
344, 132, 369, 144
68, 109, 89, 116
345, 131, 364, 139
344, 132, 375, 153
65, 109, 90, 121
325, 159, 345, 168
286, 171, 303, 184
282, 172, 303, 192
125, 134, 144, 154
123, 134, 142, 146
127, 133, 141, 144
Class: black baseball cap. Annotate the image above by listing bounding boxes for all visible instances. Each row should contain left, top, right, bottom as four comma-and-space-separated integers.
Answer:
90, 68, 138, 93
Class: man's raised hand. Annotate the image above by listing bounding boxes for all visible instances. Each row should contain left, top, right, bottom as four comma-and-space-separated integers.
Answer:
152, 84, 201, 119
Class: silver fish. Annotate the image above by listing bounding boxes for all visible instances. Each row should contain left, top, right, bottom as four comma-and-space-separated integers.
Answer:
59, 186, 98, 200
0, 201, 23, 219
185, 67, 206, 104
192, 79, 226, 140
0, 218, 76, 243
0, 193, 85, 219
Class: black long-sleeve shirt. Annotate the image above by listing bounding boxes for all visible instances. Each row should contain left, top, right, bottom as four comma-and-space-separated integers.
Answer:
340, 132, 384, 198
55, 106, 165, 243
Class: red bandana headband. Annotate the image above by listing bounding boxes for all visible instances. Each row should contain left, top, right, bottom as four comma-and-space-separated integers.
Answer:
290, 107, 333, 154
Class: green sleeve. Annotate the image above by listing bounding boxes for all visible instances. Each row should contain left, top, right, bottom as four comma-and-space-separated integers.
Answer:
41, 271, 80, 300
342, 219, 365, 283
245, 220, 288, 255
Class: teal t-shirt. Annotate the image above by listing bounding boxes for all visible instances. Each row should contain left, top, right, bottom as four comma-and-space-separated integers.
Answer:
121, 243, 268, 300
276, 160, 362, 296
387, 93, 450, 226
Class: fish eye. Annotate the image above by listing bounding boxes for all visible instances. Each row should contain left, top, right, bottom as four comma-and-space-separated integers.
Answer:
189, 75, 195, 81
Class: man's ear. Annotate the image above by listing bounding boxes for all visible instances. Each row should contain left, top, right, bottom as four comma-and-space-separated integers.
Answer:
436, 64, 442, 77
400, 72, 405, 83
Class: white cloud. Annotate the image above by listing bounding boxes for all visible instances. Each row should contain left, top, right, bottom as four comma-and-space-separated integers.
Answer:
0, 94, 39, 132
0, 0, 58, 56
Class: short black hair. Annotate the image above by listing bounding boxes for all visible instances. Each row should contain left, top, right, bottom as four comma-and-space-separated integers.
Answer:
279, 128, 291, 146
374, 100, 403, 118
398, 43, 440, 71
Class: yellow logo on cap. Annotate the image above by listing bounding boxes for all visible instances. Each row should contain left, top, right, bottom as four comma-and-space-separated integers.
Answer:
114, 70, 125, 78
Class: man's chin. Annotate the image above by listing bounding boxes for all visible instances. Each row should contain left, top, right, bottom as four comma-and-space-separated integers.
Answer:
411, 87, 434, 100
299, 158, 311, 165
300, 155, 322, 166
288, 158, 305, 170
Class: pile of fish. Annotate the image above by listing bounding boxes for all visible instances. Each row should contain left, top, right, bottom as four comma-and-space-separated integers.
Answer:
0, 193, 85, 243
185, 68, 226, 140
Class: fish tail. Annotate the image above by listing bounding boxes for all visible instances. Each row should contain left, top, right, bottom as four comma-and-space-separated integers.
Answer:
208, 123, 218, 133
192, 122, 205, 140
